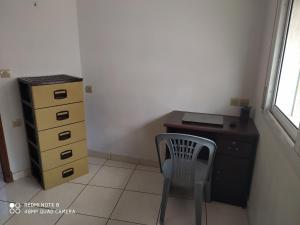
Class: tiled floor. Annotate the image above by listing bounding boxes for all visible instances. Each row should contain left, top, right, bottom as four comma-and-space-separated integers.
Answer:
0, 156, 249, 225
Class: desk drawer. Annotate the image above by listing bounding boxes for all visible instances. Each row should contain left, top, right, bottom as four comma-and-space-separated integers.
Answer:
38, 122, 86, 151
43, 157, 88, 189
212, 155, 250, 207
217, 139, 252, 158
41, 140, 87, 171
32, 82, 83, 109
35, 102, 85, 130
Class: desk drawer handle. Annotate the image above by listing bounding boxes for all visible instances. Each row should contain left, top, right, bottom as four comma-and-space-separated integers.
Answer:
54, 89, 67, 99
62, 168, 74, 178
58, 131, 71, 141
56, 111, 69, 121
60, 150, 73, 160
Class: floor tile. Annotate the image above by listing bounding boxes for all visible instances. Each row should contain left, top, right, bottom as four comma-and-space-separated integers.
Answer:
156, 197, 206, 225
168, 186, 194, 200
0, 177, 41, 203
56, 213, 107, 225
104, 160, 135, 169
136, 165, 160, 173
206, 202, 248, 225
126, 170, 163, 194
4, 208, 61, 225
111, 191, 161, 225
31, 183, 84, 209
90, 166, 133, 188
88, 156, 107, 166
71, 185, 122, 218
107, 219, 143, 225
0, 201, 13, 224
70, 164, 101, 184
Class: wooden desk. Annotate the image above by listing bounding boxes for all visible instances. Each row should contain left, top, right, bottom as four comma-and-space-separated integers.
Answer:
164, 111, 259, 207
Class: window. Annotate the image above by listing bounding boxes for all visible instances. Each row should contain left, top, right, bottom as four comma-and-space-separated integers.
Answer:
271, 0, 300, 140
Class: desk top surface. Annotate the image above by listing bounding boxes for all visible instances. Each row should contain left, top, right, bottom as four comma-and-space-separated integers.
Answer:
164, 111, 259, 138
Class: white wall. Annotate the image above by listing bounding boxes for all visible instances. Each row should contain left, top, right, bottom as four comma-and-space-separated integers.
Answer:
77, 0, 264, 161
0, 0, 82, 174
249, 114, 300, 225
248, 0, 300, 224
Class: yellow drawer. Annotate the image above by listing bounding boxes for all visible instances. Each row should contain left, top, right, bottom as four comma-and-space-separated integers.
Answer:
32, 82, 84, 109
43, 157, 88, 189
35, 102, 85, 131
41, 140, 87, 171
38, 122, 86, 151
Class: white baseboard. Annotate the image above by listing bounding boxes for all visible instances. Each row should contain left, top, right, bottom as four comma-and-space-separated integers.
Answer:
88, 150, 159, 167
10, 151, 159, 182
88, 150, 110, 159
12, 169, 30, 181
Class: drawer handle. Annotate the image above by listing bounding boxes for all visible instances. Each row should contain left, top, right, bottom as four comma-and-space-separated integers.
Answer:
60, 150, 73, 160
62, 168, 74, 178
58, 131, 71, 141
56, 111, 69, 121
54, 89, 67, 99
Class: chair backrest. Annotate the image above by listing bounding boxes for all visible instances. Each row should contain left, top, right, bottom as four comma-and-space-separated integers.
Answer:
155, 133, 216, 187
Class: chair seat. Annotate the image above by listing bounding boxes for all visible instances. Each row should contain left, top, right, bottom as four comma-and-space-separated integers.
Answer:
162, 159, 209, 187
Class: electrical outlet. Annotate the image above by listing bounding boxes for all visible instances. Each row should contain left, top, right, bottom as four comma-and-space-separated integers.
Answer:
230, 98, 240, 106
240, 98, 250, 107
0, 69, 11, 78
12, 118, 22, 128
85, 85, 92, 93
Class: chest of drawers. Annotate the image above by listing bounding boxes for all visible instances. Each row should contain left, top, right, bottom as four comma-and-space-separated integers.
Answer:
18, 75, 88, 189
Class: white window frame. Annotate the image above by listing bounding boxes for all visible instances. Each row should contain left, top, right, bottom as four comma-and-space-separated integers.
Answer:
263, 0, 300, 142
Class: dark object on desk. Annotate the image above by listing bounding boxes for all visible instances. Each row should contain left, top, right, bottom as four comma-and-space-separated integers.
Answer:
229, 122, 237, 128
164, 111, 259, 207
182, 112, 224, 128
240, 106, 251, 123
